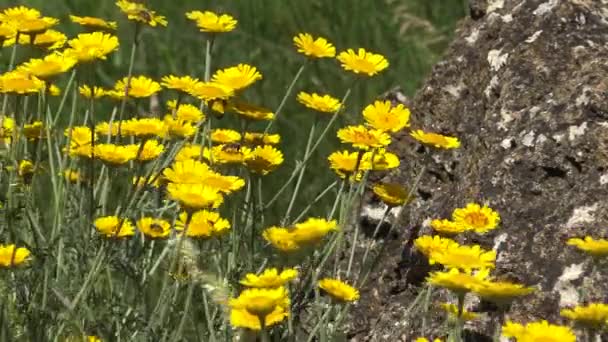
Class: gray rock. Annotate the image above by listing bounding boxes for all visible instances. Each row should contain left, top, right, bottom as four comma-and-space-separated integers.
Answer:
354, 0, 608, 340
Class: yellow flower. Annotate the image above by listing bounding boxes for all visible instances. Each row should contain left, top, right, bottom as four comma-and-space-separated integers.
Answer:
229, 287, 289, 330
212, 64, 262, 91
112, 75, 162, 98
244, 145, 284, 175
471, 280, 534, 305
135, 140, 164, 161
199, 170, 246, 194
337, 48, 389, 76
452, 203, 500, 234
363, 100, 410, 133
166, 100, 204, 122
0, 6, 40, 24
0, 24, 16, 46
318, 278, 359, 302
79, 85, 106, 99
1, 116, 15, 145
561, 303, 608, 329
94, 121, 121, 137
163, 115, 196, 138
186, 11, 237, 33
94, 144, 138, 165
174, 144, 204, 162
293, 33, 336, 58
415, 338, 442, 342
0, 7, 58, 35
87, 336, 102, 342
501, 320, 575, 342
18, 52, 77, 79
18, 160, 34, 178
427, 268, 490, 295
0, 244, 31, 267
136, 217, 171, 239
414, 235, 459, 258
362, 149, 400, 171
410, 130, 460, 149
70, 15, 117, 30
116, 0, 167, 27
430, 244, 496, 271
94, 216, 134, 238
65, 126, 96, 157
188, 81, 234, 101
64, 32, 119, 63
240, 268, 298, 288
167, 183, 223, 210
297, 91, 341, 113
372, 182, 411, 207
291, 218, 338, 246
567, 236, 608, 257
4, 29, 67, 50
122, 117, 167, 138
337, 125, 391, 150
23, 121, 43, 140
63, 169, 84, 184
210, 129, 241, 144
228, 100, 275, 121
175, 210, 231, 238
244, 132, 280, 145
161, 75, 203, 94
263, 227, 300, 252
439, 303, 479, 321
0, 70, 45, 94
430, 219, 468, 235
163, 159, 211, 184
327, 150, 369, 179
47, 83, 61, 96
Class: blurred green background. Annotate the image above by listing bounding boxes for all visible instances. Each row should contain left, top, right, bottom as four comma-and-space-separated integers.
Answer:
6, 0, 466, 218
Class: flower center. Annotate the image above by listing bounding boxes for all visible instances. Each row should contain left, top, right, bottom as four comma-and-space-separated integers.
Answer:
464, 212, 489, 227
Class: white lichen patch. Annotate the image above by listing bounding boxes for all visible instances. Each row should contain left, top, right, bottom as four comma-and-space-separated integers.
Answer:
487, 0, 505, 12
484, 75, 499, 98
497, 107, 515, 130
500, 137, 515, 149
465, 28, 480, 45
525, 30, 543, 43
502, 14, 513, 23
568, 122, 588, 141
533, 0, 559, 16
566, 203, 598, 228
553, 262, 585, 307
576, 86, 592, 107
361, 204, 400, 223
536, 134, 548, 145
521, 130, 536, 147
488, 49, 509, 71
444, 82, 465, 98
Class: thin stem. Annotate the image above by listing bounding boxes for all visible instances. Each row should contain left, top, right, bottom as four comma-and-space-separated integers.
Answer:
116, 27, 139, 138
264, 62, 307, 134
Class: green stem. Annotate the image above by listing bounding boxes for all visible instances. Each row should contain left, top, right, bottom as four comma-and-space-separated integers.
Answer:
264, 62, 307, 134
116, 28, 139, 138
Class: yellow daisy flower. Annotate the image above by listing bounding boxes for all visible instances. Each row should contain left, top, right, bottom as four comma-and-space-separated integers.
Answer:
166, 100, 204, 122
0, 24, 17, 46
135, 140, 164, 162
297, 91, 341, 113
211, 129, 241, 144
471, 279, 535, 305
560, 303, 608, 329
79, 85, 106, 99
23, 121, 44, 140
161, 75, 203, 94
439, 302, 479, 321
229, 287, 289, 330
188, 81, 234, 101
318, 278, 359, 302
175, 210, 231, 238
363, 100, 410, 133
18, 160, 34, 178
0, 70, 45, 94
415, 338, 442, 342
228, 100, 275, 121
1, 116, 15, 145
65, 126, 96, 157
263, 227, 300, 252
414, 235, 459, 259
94, 216, 134, 238
372, 182, 411, 207
430, 244, 496, 272
112, 75, 162, 98
291, 217, 338, 246
430, 219, 468, 235
244, 132, 281, 145
410, 129, 460, 149
240, 268, 298, 288
244, 145, 284, 175
361, 149, 400, 171
70, 15, 117, 31
167, 183, 224, 210
427, 268, 490, 295
94, 144, 138, 165
18, 52, 77, 79
136, 217, 171, 239
327, 150, 369, 179
116, 0, 167, 27
567, 236, 608, 257
64, 32, 119, 63
337, 125, 391, 150
0, 6, 40, 24
293, 33, 336, 58
336, 48, 389, 76
452, 203, 500, 234
1, 7, 58, 35
163, 115, 196, 138
94, 121, 121, 137
163, 159, 211, 184
502, 320, 575, 342
63, 169, 84, 184
199, 170, 246, 194
121, 117, 167, 138
4, 29, 66, 50
174, 144, 205, 162
212, 64, 262, 91
0, 244, 31, 268
185, 10, 237, 33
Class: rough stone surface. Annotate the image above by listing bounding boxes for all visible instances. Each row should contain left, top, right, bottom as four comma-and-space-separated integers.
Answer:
353, 0, 608, 340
